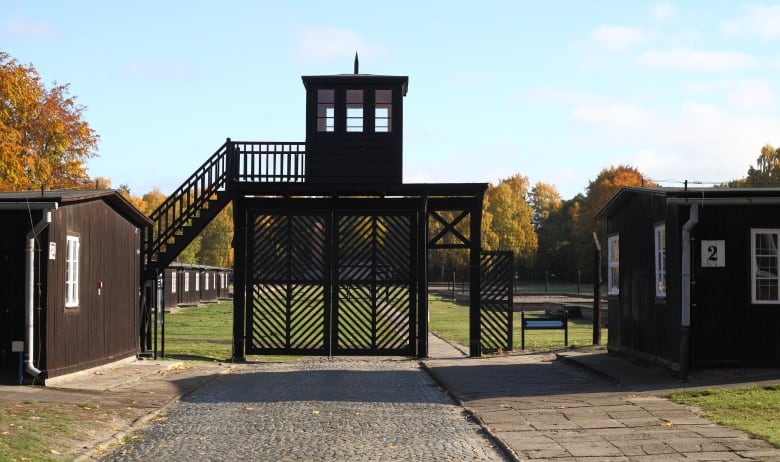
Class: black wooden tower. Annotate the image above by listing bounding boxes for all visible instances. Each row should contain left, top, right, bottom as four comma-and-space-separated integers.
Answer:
141, 62, 512, 359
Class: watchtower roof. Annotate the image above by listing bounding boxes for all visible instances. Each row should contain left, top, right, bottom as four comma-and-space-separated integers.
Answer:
302, 74, 409, 96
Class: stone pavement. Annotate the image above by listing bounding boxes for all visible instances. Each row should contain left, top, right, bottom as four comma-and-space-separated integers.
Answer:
424, 335, 780, 461
1, 337, 780, 461
92, 356, 509, 461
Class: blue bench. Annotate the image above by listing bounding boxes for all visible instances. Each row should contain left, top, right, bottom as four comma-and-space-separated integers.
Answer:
521, 311, 568, 350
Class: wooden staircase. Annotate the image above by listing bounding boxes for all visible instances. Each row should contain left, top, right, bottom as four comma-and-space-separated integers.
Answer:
143, 141, 231, 272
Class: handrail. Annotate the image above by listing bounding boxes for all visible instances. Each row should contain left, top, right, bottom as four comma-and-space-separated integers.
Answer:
146, 141, 229, 264
144, 140, 307, 266
233, 141, 306, 183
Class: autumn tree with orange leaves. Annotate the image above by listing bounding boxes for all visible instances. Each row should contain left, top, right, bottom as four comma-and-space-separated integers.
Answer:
574, 165, 651, 278
0, 51, 98, 190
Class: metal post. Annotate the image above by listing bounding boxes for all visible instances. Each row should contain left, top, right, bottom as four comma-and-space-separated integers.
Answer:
521, 309, 525, 350
451, 271, 456, 301
158, 272, 165, 358
592, 232, 602, 345
577, 270, 581, 294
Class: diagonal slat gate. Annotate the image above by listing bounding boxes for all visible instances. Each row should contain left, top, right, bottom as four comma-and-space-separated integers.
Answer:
335, 213, 415, 355
246, 204, 416, 356
480, 251, 514, 353
248, 213, 328, 354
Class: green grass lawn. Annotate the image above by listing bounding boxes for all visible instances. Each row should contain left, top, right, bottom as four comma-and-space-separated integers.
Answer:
669, 386, 780, 448
428, 294, 607, 351
162, 301, 234, 361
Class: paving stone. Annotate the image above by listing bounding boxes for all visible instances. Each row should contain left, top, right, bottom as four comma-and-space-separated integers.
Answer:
96, 358, 510, 461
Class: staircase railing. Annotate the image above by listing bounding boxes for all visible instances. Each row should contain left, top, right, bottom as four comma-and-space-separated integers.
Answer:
144, 140, 307, 268
145, 141, 230, 267
233, 141, 306, 183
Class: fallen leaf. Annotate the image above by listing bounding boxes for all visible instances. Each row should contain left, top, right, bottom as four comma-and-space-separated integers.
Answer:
50, 449, 61, 455
311, 410, 320, 415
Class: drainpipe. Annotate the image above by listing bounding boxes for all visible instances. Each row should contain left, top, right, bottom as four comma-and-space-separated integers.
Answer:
680, 204, 698, 380
25, 208, 53, 380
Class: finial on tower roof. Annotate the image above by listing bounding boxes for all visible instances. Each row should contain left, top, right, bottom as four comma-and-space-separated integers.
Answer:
354, 52, 359, 74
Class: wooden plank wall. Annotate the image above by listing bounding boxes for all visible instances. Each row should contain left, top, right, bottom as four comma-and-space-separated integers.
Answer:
44, 200, 140, 378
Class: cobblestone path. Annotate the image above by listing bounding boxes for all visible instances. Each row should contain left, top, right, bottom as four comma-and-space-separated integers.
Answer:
97, 357, 509, 461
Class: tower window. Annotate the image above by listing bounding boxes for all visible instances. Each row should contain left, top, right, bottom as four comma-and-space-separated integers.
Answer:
317, 89, 335, 132
346, 89, 363, 132
375, 90, 392, 133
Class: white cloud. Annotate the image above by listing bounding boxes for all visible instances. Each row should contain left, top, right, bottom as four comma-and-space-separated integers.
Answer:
3, 15, 58, 40
590, 26, 648, 52
636, 48, 754, 71
725, 79, 776, 112
510, 86, 598, 105
568, 97, 780, 185
570, 102, 656, 128
723, 5, 780, 41
292, 26, 388, 63
681, 79, 776, 112
652, 2, 676, 21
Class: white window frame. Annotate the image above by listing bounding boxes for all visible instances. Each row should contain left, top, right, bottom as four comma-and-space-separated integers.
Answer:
607, 235, 619, 295
751, 229, 780, 304
170, 271, 177, 293
375, 89, 392, 133
205, 272, 210, 291
183, 271, 189, 292
317, 89, 335, 132
65, 235, 80, 307
346, 89, 364, 132
654, 224, 666, 298
195, 273, 200, 291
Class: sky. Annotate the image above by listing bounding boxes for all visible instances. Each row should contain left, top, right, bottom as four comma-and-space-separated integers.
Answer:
3, 1, 780, 200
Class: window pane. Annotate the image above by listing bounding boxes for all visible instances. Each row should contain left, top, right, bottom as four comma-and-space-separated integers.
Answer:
346, 90, 363, 132
610, 267, 619, 292
607, 235, 619, 295
753, 231, 780, 302
317, 89, 335, 132
65, 236, 79, 307
655, 225, 666, 296
610, 239, 619, 262
375, 90, 392, 133
757, 279, 778, 301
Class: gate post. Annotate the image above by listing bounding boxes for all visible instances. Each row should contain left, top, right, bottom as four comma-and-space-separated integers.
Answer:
417, 195, 428, 358
469, 195, 483, 357
232, 200, 246, 361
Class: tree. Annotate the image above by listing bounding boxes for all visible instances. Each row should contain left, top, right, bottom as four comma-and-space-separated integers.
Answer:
0, 51, 98, 190
483, 174, 538, 274
731, 144, 780, 187
574, 165, 649, 279
529, 182, 562, 230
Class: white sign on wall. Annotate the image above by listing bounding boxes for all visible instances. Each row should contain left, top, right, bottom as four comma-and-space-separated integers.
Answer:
49, 242, 56, 260
701, 240, 725, 267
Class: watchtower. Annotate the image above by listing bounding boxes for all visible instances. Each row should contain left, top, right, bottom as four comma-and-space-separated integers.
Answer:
303, 61, 407, 185
141, 61, 513, 361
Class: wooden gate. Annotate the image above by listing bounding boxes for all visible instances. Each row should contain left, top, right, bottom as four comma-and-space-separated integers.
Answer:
479, 251, 514, 353
245, 202, 417, 356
